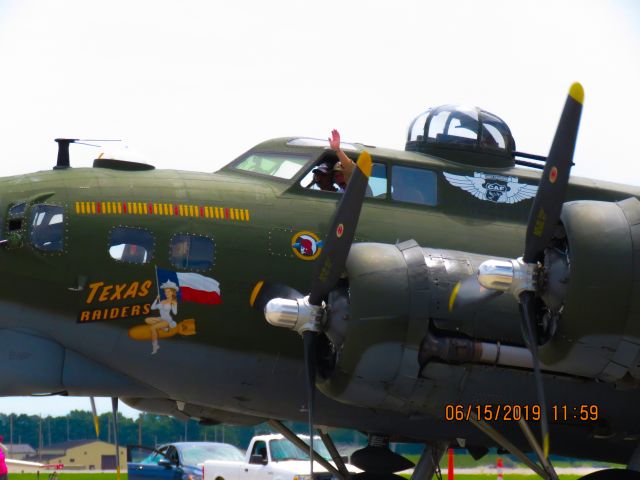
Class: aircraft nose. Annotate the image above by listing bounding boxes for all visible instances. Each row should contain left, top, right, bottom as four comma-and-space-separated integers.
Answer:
1, 200, 28, 247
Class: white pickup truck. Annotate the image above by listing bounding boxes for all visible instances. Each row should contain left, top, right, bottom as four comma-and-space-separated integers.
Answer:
203, 434, 359, 480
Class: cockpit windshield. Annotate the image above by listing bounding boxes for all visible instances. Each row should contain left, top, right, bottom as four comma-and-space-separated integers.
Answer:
234, 153, 310, 179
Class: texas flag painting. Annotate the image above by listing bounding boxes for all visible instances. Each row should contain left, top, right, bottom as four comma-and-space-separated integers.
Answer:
156, 267, 222, 305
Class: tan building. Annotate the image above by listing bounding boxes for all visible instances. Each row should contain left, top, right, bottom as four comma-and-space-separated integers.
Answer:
6, 443, 36, 460
30, 440, 127, 471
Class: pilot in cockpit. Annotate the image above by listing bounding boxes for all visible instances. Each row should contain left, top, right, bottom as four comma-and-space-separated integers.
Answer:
310, 162, 337, 192
329, 129, 355, 185
305, 130, 358, 193
333, 162, 347, 192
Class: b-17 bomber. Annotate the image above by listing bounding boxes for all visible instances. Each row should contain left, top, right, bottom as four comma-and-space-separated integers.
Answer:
1, 83, 640, 480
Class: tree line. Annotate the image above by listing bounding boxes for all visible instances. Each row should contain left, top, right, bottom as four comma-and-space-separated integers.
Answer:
0, 411, 366, 452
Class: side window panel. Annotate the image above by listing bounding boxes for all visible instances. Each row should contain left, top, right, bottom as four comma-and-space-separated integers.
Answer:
170, 234, 215, 270
30, 205, 65, 252
109, 227, 154, 264
391, 166, 438, 206
368, 163, 387, 197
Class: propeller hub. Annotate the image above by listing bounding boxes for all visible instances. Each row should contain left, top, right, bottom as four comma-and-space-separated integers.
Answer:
477, 259, 515, 291
264, 296, 323, 335
478, 257, 537, 298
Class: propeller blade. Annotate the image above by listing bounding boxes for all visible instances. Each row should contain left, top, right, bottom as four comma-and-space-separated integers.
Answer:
302, 331, 318, 478
519, 291, 551, 458
448, 276, 503, 313
309, 151, 372, 305
524, 83, 583, 263
111, 397, 122, 480
250, 281, 303, 311
89, 397, 100, 438
255, 152, 371, 477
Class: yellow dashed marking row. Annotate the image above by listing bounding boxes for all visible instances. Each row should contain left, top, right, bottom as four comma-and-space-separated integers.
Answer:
74, 201, 251, 222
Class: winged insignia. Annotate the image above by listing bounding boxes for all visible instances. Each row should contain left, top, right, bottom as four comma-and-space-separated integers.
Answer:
443, 171, 538, 204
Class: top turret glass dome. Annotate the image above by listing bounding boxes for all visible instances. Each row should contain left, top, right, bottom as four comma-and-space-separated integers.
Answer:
406, 105, 516, 168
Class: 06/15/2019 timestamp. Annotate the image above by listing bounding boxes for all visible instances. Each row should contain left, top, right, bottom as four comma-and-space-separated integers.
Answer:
444, 403, 599, 422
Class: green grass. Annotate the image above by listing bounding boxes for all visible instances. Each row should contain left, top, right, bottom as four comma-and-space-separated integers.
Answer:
440, 476, 583, 480
9, 475, 129, 480
403, 452, 620, 470
7, 473, 597, 480
6, 472, 594, 480
399, 475, 583, 480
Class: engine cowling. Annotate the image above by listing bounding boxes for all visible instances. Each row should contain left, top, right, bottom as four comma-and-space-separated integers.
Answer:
317, 240, 523, 411
540, 197, 640, 382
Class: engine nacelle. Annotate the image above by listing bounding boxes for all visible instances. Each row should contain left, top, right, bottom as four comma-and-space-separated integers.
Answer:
317, 240, 521, 411
318, 197, 640, 412
540, 197, 640, 382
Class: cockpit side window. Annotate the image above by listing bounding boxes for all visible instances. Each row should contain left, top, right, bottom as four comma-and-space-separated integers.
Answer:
391, 166, 437, 206
299, 159, 386, 198
30, 205, 65, 252
109, 226, 154, 264
234, 153, 310, 179
368, 163, 387, 197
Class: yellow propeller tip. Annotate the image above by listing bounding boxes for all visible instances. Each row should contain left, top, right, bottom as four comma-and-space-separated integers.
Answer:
569, 82, 584, 105
448, 282, 461, 312
543, 434, 550, 458
357, 151, 373, 178
249, 281, 264, 307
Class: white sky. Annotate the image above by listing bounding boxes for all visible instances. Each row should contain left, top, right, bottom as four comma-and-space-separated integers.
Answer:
0, 0, 638, 418
0, 396, 141, 419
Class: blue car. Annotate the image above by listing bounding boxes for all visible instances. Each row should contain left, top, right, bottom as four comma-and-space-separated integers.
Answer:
128, 442, 246, 480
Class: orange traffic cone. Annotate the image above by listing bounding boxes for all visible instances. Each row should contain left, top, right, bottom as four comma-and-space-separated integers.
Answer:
448, 448, 454, 479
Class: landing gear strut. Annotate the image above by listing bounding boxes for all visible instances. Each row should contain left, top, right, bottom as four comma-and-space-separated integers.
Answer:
410, 442, 448, 480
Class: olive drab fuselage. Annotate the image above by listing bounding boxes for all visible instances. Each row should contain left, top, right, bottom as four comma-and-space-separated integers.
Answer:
0, 137, 639, 464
